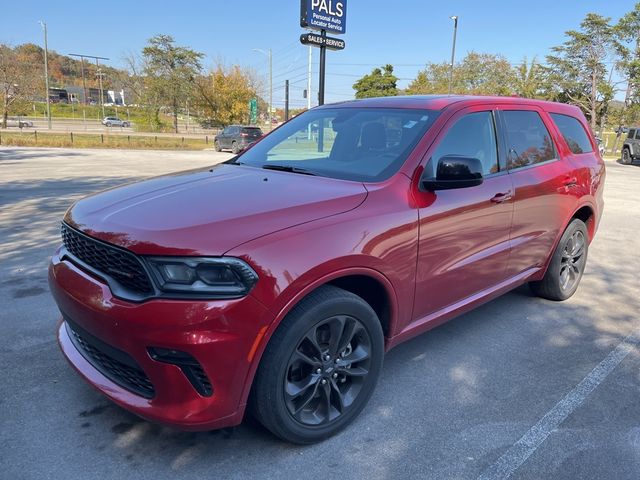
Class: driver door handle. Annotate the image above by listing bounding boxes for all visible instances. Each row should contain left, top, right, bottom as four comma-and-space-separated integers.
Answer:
490, 190, 513, 203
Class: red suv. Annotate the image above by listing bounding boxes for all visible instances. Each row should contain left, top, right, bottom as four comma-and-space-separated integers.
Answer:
49, 96, 605, 444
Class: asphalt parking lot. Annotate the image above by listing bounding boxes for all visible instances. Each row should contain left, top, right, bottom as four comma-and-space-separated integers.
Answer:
1, 146, 639, 480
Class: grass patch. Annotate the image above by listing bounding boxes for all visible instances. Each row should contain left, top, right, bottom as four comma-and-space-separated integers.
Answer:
0, 131, 210, 150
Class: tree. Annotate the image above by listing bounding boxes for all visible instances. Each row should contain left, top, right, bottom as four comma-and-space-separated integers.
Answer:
545, 14, 614, 130
195, 64, 259, 126
0, 44, 39, 128
352, 64, 398, 98
611, 2, 640, 152
512, 57, 548, 98
406, 52, 515, 96
142, 35, 203, 133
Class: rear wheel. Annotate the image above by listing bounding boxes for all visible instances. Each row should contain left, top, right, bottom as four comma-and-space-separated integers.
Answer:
621, 148, 632, 165
529, 218, 588, 301
231, 141, 240, 154
251, 285, 384, 444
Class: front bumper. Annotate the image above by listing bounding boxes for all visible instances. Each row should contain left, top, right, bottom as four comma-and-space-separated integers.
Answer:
49, 247, 269, 430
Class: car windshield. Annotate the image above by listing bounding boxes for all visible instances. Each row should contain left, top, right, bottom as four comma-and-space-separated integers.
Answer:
236, 107, 439, 182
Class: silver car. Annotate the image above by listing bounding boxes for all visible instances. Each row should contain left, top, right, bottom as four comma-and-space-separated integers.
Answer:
102, 116, 130, 127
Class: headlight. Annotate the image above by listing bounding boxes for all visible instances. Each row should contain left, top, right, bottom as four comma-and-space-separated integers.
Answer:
145, 257, 258, 298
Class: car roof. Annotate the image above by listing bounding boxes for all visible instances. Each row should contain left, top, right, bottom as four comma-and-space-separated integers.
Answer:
319, 95, 584, 116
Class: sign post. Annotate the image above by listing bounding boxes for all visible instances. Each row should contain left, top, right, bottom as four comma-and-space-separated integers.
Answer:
300, 0, 347, 106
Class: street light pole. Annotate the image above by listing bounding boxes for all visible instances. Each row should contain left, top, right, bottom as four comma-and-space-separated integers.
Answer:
253, 48, 272, 128
39, 21, 51, 130
448, 15, 458, 96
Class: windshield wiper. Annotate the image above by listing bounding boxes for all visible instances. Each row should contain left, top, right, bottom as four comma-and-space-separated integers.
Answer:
261, 164, 318, 176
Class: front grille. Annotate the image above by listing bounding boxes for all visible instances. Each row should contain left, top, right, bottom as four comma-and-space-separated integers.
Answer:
61, 223, 153, 295
66, 320, 155, 399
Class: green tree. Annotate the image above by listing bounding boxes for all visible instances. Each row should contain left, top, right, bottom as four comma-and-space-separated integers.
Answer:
512, 57, 548, 98
611, 2, 640, 152
545, 14, 614, 130
352, 64, 398, 99
406, 52, 515, 96
0, 44, 39, 128
142, 35, 203, 133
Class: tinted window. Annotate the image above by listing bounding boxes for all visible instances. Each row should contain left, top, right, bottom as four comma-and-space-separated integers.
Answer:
635, 130, 640, 140
550, 113, 593, 154
236, 108, 439, 182
242, 127, 263, 137
627, 129, 636, 139
427, 111, 498, 177
503, 111, 556, 169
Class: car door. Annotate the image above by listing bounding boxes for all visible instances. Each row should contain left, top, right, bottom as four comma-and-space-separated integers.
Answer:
218, 127, 230, 148
412, 107, 514, 322
497, 106, 578, 278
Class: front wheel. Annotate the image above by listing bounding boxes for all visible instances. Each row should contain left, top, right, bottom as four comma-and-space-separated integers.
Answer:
105, 122, 112, 127
251, 285, 384, 444
214, 140, 222, 152
529, 218, 588, 301
621, 148, 632, 165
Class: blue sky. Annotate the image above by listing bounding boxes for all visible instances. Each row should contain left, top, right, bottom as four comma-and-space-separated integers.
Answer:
1, 0, 635, 106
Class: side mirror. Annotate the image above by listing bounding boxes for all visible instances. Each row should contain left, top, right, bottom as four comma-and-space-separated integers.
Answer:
421, 156, 484, 191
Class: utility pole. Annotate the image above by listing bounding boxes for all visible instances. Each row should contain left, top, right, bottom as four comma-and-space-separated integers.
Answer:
285, 80, 289, 121
39, 21, 51, 130
448, 16, 458, 96
252, 48, 273, 128
96, 68, 105, 118
69, 53, 109, 110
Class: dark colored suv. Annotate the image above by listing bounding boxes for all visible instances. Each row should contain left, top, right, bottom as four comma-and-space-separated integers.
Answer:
621, 127, 640, 164
49, 96, 604, 444
214, 125, 263, 154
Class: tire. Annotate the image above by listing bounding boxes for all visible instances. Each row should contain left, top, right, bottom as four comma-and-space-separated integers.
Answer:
251, 285, 384, 444
105, 122, 112, 127
231, 141, 240, 154
621, 148, 632, 165
214, 140, 222, 152
123, 122, 130, 128
529, 218, 588, 301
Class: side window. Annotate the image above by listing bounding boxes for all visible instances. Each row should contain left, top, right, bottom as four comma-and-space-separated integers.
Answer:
428, 111, 498, 177
503, 110, 556, 169
550, 113, 593, 154
221, 127, 230, 135
635, 130, 640, 140
627, 128, 636, 140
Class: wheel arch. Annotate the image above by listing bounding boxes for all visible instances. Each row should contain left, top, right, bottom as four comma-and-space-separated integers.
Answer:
533, 202, 596, 282
238, 267, 399, 409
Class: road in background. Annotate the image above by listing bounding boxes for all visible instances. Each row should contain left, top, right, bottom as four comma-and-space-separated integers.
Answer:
1, 148, 639, 479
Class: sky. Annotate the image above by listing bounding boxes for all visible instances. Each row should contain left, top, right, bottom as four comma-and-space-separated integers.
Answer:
1, 0, 636, 107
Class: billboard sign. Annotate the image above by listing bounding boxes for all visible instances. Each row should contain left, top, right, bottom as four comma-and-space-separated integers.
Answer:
300, 0, 347, 35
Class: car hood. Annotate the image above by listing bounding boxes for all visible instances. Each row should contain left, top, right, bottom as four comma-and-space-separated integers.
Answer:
64, 164, 368, 255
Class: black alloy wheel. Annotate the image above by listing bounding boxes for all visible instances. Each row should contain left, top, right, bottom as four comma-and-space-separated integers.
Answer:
530, 218, 589, 301
284, 314, 372, 426
251, 285, 384, 444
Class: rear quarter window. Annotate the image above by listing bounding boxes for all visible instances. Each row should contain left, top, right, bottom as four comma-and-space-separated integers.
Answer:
502, 110, 557, 169
550, 113, 593, 154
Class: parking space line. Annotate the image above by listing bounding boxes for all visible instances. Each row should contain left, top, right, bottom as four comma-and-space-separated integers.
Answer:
477, 330, 640, 480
